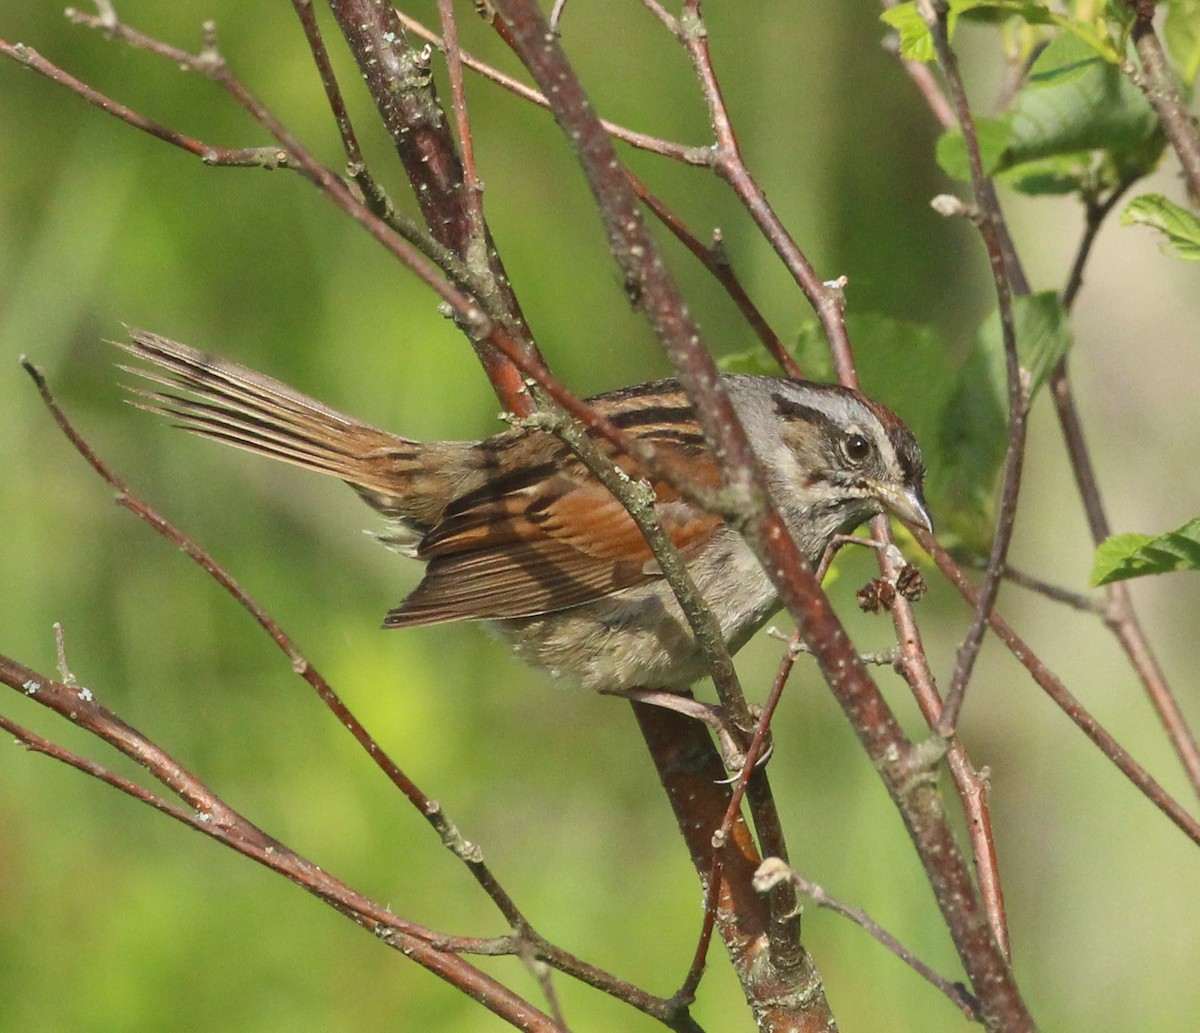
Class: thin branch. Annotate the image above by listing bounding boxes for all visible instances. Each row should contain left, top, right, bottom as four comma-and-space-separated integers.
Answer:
549, 0, 569, 34
435, 0, 487, 240
393, 11, 712, 165
639, 0, 681, 36
0, 38, 289, 168
0, 658, 559, 1030
1052, 186, 1200, 799
675, 1, 856, 382
626, 171, 802, 379
918, 0, 1029, 738
1125, 8, 1200, 201
682, 632, 803, 1001
970, 559, 1105, 615
754, 859, 979, 1020
916, 527, 1200, 850
286, 0, 408, 234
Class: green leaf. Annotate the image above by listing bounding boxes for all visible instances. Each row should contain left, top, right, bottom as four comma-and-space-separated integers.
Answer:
1014, 291, 1073, 397
881, 2, 938, 62
1005, 33, 1162, 167
1091, 517, 1200, 585
1121, 194, 1200, 259
881, 1, 1125, 65
999, 153, 1094, 195
929, 32, 1163, 194
930, 343, 1008, 552
1165, 0, 1200, 83
930, 292, 1072, 550
936, 116, 1014, 181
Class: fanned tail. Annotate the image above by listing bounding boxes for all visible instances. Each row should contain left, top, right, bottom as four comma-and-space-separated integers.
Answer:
117, 330, 434, 519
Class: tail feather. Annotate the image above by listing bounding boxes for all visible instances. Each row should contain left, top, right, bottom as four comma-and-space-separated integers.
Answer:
118, 330, 428, 509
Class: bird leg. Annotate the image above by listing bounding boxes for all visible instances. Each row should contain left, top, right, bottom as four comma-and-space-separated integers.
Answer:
601, 687, 772, 772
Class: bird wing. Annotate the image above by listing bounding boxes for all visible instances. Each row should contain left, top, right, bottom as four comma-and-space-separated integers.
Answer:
384, 436, 723, 626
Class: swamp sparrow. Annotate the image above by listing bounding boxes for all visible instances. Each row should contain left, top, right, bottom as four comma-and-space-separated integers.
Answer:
120, 331, 930, 698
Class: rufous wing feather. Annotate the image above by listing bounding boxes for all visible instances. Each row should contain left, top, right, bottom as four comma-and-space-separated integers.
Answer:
385, 443, 724, 624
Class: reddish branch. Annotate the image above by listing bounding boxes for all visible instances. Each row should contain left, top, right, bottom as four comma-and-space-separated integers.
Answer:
917, 528, 1200, 850
14, 357, 714, 1031
1054, 188, 1200, 798
0, 653, 559, 1029
916, 0, 1030, 738
490, 1, 1033, 1028
675, 0, 856, 383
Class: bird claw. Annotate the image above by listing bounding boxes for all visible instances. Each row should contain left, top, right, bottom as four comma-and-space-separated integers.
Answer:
604, 688, 772, 775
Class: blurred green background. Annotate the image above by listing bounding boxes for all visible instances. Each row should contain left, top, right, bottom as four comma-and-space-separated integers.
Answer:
3, 3, 1199, 1031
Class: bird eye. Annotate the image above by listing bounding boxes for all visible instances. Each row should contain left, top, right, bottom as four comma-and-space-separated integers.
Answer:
844, 433, 871, 464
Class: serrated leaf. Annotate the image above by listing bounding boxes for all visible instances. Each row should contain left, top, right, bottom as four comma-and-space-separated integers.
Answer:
881, 2, 938, 62
1091, 517, 1200, 585
1165, 0, 1200, 83
1121, 194, 1200, 259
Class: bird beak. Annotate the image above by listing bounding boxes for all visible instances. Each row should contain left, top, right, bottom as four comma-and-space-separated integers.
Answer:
874, 482, 933, 533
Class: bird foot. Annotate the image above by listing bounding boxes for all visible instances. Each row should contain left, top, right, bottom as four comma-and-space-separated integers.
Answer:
603, 688, 772, 774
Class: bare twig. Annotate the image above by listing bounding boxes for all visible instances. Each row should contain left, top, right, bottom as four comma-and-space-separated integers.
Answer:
287, 0, 408, 235
675, 1, 855, 381
1053, 187, 1200, 799
682, 631, 802, 1001
917, 527, 1200, 850
970, 559, 1106, 615
626, 171, 801, 379
1125, 7, 1200, 201
0, 657, 560, 1030
393, 11, 712, 165
918, 0, 1029, 738
435, 0, 486, 240
0, 38, 288, 168
19, 356, 713, 1030
755, 858, 980, 1019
